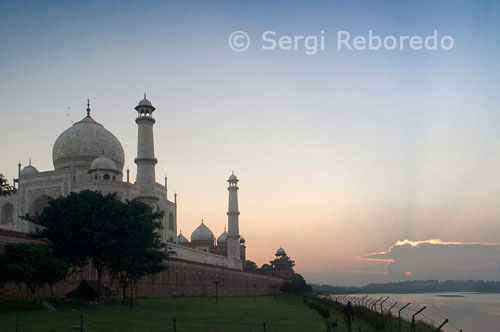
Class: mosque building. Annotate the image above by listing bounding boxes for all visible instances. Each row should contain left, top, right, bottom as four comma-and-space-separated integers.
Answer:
0, 96, 244, 269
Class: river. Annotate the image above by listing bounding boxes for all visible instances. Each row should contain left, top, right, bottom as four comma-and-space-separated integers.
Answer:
341, 293, 500, 332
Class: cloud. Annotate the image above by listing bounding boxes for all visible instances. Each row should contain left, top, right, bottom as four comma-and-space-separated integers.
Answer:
355, 239, 500, 280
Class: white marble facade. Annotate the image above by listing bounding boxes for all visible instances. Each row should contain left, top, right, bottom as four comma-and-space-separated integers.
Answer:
0, 96, 242, 269
0, 98, 174, 250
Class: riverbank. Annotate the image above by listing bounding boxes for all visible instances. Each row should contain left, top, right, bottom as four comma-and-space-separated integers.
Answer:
0, 295, 372, 331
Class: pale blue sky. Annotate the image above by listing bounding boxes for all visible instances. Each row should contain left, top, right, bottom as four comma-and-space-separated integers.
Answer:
1, 1, 499, 285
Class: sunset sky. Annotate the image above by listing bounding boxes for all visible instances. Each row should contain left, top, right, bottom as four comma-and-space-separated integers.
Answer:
1, 1, 499, 285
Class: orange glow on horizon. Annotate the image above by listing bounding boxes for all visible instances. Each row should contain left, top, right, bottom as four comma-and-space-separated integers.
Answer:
354, 238, 500, 275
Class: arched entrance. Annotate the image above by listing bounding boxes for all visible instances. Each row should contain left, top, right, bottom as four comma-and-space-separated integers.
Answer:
0, 203, 14, 224
27, 195, 52, 231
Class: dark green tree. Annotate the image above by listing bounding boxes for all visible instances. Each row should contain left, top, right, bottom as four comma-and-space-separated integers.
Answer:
280, 272, 313, 295
26, 190, 162, 299
290, 272, 313, 294
105, 199, 171, 305
243, 260, 259, 272
0, 243, 68, 298
39, 254, 70, 298
0, 173, 16, 196
260, 263, 273, 271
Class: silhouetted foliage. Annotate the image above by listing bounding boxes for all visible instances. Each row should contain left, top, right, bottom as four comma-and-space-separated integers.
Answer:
281, 281, 299, 294
25, 190, 165, 300
0, 174, 15, 196
243, 260, 259, 272
260, 263, 273, 270
307, 302, 330, 319
0, 243, 69, 298
280, 272, 313, 295
105, 199, 172, 304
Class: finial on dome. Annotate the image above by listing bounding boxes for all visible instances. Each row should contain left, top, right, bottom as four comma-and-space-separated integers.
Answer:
86, 99, 91, 116
29, 158, 32, 166
144, 93, 147, 99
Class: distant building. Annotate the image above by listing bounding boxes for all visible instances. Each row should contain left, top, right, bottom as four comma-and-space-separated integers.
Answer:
260, 247, 295, 280
176, 223, 246, 261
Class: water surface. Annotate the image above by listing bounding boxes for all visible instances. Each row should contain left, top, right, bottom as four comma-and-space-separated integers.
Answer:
348, 293, 500, 332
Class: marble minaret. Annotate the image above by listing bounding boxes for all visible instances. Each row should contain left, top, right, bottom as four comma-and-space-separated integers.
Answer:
227, 172, 241, 262
134, 94, 158, 204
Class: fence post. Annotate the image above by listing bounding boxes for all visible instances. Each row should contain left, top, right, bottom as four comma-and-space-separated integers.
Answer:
435, 318, 449, 332
398, 303, 411, 332
388, 302, 398, 332
363, 298, 372, 320
263, 322, 267, 332
379, 297, 390, 329
80, 315, 83, 332
411, 306, 426, 332
380, 297, 390, 313
372, 297, 384, 326
215, 281, 219, 305
173, 318, 177, 332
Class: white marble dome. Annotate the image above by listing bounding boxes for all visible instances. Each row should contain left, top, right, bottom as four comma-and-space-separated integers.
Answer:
90, 156, 117, 171
177, 232, 188, 244
191, 221, 214, 242
20, 164, 39, 176
217, 229, 228, 244
52, 115, 125, 171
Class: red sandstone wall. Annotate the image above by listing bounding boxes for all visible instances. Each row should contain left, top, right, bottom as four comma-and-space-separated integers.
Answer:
0, 230, 283, 300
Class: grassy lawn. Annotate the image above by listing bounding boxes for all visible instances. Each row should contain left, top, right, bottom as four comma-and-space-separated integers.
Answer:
0, 295, 373, 332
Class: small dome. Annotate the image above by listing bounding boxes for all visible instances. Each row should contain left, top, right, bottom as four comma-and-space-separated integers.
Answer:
191, 221, 214, 242
276, 247, 286, 256
239, 237, 246, 244
177, 232, 188, 244
217, 230, 228, 245
90, 156, 117, 171
136, 94, 155, 109
138, 98, 152, 107
20, 164, 39, 176
228, 172, 238, 182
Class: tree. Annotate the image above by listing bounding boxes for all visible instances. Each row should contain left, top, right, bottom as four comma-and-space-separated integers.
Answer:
105, 199, 171, 306
0, 173, 16, 196
243, 260, 258, 272
26, 190, 167, 301
280, 272, 312, 295
39, 254, 70, 298
0, 243, 68, 299
290, 272, 313, 294
26, 190, 164, 299
260, 263, 273, 271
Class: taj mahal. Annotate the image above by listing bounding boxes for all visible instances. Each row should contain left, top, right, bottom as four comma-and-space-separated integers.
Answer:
0, 96, 246, 270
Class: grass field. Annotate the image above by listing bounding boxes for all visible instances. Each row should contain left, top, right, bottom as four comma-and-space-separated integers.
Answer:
0, 295, 373, 332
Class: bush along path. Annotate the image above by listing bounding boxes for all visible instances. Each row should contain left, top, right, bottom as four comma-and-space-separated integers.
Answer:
303, 295, 374, 332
